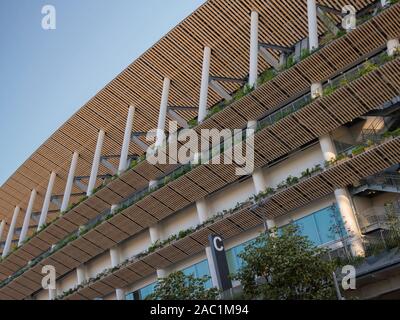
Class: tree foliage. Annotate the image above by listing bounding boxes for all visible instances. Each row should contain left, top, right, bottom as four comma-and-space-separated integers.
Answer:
234, 224, 336, 300
146, 271, 219, 300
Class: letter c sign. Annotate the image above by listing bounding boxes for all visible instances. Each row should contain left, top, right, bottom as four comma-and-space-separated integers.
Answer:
213, 236, 224, 252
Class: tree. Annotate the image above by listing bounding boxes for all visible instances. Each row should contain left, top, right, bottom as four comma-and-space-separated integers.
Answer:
146, 271, 219, 300
234, 224, 336, 300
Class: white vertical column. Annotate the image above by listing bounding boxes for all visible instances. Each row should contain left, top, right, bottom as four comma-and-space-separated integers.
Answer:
60, 152, 79, 213
249, 11, 259, 88
196, 199, 209, 224
319, 134, 364, 256
252, 169, 276, 230
18, 189, 37, 246
387, 39, 399, 56
110, 246, 125, 300
0, 220, 5, 242
307, 0, 319, 51
149, 225, 168, 278
156, 78, 171, 148
2, 207, 20, 257
118, 106, 135, 174
87, 130, 105, 197
37, 171, 57, 231
198, 46, 211, 123
319, 134, 337, 162
76, 265, 86, 285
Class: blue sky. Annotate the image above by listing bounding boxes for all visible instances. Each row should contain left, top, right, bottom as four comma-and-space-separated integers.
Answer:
0, 0, 205, 186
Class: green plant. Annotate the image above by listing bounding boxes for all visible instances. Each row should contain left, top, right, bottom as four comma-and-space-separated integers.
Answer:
257, 69, 276, 86
323, 85, 336, 96
188, 118, 198, 129
300, 48, 311, 60
358, 61, 378, 77
351, 145, 366, 156
286, 175, 299, 186
234, 224, 336, 300
284, 54, 296, 70
146, 271, 220, 300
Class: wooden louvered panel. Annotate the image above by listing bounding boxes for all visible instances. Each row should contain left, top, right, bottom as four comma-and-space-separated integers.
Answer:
82, 230, 116, 251
101, 274, 128, 289
295, 101, 341, 136
157, 245, 188, 263
84, 195, 110, 214
51, 251, 80, 270
133, 162, 164, 181
61, 244, 92, 264
232, 96, 267, 123
71, 202, 100, 221
151, 187, 190, 212
122, 205, 158, 228
113, 267, 141, 284
53, 217, 77, 233
108, 213, 142, 236
89, 281, 115, 296
63, 210, 89, 227
209, 219, 242, 240
186, 166, 226, 194
142, 252, 170, 269
230, 209, 263, 230
95, 187, 123, 207
136, 196, 173, 220
72, 237, 103, 257
173, 236, 205, 256
129, 260, 155, 277
106, 178, 136, 199
254, 128, 290, 161
96, 222, 128, 244
120, 170, 149, 191
168, 176, 209, 202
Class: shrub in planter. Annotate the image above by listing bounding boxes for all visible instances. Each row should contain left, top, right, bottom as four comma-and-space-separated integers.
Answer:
352, 145, 366, 156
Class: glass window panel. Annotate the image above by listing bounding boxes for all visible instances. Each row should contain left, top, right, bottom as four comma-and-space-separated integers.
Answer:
295, 214, 320, 245
139, 282, 157, 300
125, 292, 134, 300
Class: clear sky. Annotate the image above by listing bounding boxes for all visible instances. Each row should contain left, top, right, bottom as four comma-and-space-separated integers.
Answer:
0, 0, 205, 186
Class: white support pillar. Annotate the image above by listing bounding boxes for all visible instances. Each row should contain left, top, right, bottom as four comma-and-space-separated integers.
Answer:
118, 106, 135, 174
0, 220, 5, 242
76, 265, 86, 285
319, 134, 337, 162
198, 46, 211, 123
387, 39, 399, 57
307, 0, 319, 51
37, 171, 57, 231
148, 225, 168, 278
252, 168, 276, 230
319, 134, 364, 256
2, 207, 20, 258
110, 246, 120, 268
249, 11, 259, 88
196, 198, 209, 224
311, 82, 323, 100
18, 189, 37, 246
109, 245, 125, 300
87, 130, 105, 197
156, 78, 171, 148
61, 152, 79, 213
